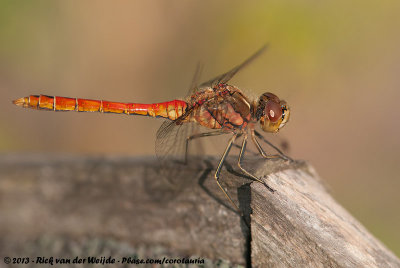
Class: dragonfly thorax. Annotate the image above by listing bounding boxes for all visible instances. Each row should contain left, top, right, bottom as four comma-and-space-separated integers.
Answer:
255, 92, 290, 133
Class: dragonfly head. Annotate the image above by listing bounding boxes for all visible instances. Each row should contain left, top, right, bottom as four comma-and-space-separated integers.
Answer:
256, 92, 290, 133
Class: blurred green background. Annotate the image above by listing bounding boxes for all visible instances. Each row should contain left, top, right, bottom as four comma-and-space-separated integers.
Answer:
0, 0, 399, 257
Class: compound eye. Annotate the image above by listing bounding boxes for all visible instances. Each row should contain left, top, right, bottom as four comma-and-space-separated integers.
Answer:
265, 101, 282, 123
262, 92, 280, 103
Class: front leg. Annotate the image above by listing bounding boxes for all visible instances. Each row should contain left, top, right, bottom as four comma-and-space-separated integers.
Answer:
252, 130, 293, 162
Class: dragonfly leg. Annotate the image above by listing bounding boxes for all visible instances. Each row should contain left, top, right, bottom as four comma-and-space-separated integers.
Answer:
185, 130, 224, 164
214, 133, 242, 214
252, 130, 293, 162
238, 134, 275, 193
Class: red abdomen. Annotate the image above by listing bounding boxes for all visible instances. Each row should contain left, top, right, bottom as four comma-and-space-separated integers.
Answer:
13, 95, 188, 121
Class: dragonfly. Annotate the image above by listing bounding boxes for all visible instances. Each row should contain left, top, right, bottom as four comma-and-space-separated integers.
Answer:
13, 45, 291, 214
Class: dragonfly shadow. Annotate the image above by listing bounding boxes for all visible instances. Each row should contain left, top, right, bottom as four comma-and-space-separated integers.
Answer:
224, 161, 253, 220
143, 160, 195, 203
196, 159, 239, 215
143, 157, 216, 204
143, 156, 254, 231
197, 158, 252, 226
195, 159, 252, 266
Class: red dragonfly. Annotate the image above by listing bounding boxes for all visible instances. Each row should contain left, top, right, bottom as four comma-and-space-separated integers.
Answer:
13, 46, 291, 213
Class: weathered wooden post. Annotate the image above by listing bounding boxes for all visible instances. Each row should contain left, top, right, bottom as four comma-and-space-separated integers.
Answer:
0, 155, 398, 267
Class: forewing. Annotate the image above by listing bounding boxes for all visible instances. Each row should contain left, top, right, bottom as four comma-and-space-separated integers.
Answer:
186, 62, 204, 97
198, 44, 268, 89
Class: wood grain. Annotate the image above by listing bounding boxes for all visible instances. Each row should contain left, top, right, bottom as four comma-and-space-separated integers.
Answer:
0, 154, 398, 267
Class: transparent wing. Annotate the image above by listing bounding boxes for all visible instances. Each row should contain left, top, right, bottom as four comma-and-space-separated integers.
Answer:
155, 119, 197, 163
144, 119, 198, 202
197, 44, 268, 90
186, 62, 204, 97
